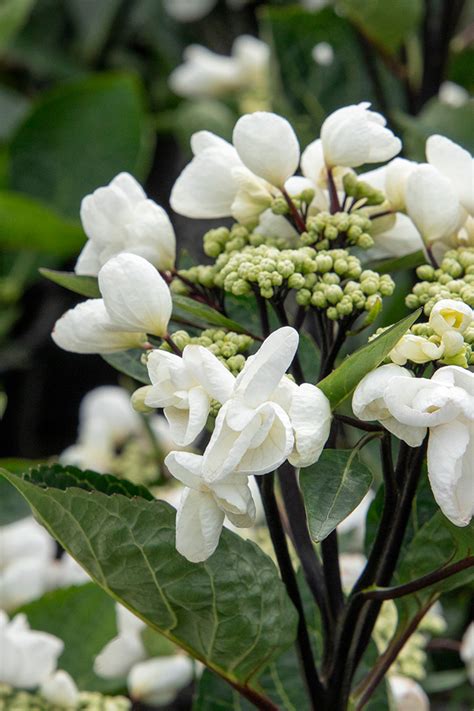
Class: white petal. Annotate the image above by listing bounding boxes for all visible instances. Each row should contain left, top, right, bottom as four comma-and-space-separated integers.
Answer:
429, 298, 473, 336
164, 386, 210, 446
235, 327, 299, 407
183, 345, 235, 403
0, 558, 49, 611
233, 112, 300, 186
301, 138, 325, 185
110, 172, 147, 204
254, 209, 298, 241
128, 656, 194, 705
384, 157, 417, 210
123, 200, 176, 271
352, 364, 412, 422
165, 451, 204, 490
389, 675, 429, 711
384, 376, 465, 428
428, 421, 473, 526
99, 253, 172, 337
94, 634, 146, 679
203, 402, 261, 480
432, 365, 474, 402
212, 479, 255, 516
367, 213, 424, 260
288, 383, 331, 467
116, 604, 146, 636
170, 141, 242, 218
169, 45, 241, 98
52, 300, 145, 354
405, 164, 463, 243
74, 239, 102, 276
426, 135, 474, 214
176, 488, 224, 562
40, 671, 78, 707
236, 403, 294, 475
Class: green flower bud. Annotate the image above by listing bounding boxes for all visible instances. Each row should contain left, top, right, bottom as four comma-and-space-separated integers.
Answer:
326, 284, 343, 304
288, 273, 306, 289
357, 233, 374, 250
416, 264, 435, 281
311, 290, 327, 308
326, 306, 339, 320
315, 254, 333, 273
296, 288, 312, 306
271, 196, 290, 215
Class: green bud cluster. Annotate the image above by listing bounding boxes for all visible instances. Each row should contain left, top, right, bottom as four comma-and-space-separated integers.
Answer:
343, 173, 386, 206
203, 223, 292, 260
161, 329, 253, 375
301, 211, 374, 250
109, 438, 160, 485
406, 248, 474, 315
0, 685, 131, 711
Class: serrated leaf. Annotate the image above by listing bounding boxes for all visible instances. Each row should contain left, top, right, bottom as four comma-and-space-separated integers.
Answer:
102, 349, 150, 384
17, 584, 119, 693
40, 268, 100, 298
172, 294, 252, 335
0, 191, 84, 255
318, 309, 421, 409
300, 449, 373, 543
1, 466, 297, 690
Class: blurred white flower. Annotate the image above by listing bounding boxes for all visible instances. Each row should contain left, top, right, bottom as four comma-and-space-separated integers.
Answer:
389, 675, 429, 711
169, 35, 269, 99
338, 553, 366, 591
438, 81, 470, 108
460, 621, 474, 685
77, 173, 175, 275
320, 102, 401, 168
128, 656, 194, 706
0, 517, 56, 610
39, 670, 79, 707
53, 253, 172, 354
46, 553, 90, 590
94, 605, 146, 679
163, 0, 251, 22
312, 42, 334, 66
0, 612, 63, 689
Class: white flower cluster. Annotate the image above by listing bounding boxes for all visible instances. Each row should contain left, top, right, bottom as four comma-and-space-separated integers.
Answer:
353, 364, 474, 527
139, 326, 331, 562
388, 298, 474, 368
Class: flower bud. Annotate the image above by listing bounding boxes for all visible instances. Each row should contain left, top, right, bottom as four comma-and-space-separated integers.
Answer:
131, 386, 154, 413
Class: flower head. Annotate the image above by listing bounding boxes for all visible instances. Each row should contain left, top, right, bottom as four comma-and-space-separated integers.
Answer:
320, 102, 401, 168
53, 253, 172, 354
77, 173, 175, 275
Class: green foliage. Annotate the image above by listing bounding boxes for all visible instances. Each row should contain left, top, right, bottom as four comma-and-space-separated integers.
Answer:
18, 584, 120, 693
2, 466, 298, 691
172, 294, 253, 335
318, 309, 421, 408
0, 0, 36, 50
300, 449, 373, 543
0, 191, 84, 255
102, 349, 150, 385
9, 73, 151, 218
40, 268, 100, 297
339, 0, 423, 54
397, 99, 474, 159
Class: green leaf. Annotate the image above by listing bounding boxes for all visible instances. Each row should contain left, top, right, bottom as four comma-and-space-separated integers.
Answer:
2, 465, 297, 688
396, 99, 474, 160
0, 0, 36, 50
39, 268, 100, 298
102, 349, 150, 384
17, 584, 120, 693
300, 449, 373, 543
339, 0, 422, 54
66, 0, 122, 63
172, 294, 253, 335
0, 191, 84, 255
318, 309, 421, 409
9, 73, 152, 218
369, 250, 425, 275
0, 464, 33, 523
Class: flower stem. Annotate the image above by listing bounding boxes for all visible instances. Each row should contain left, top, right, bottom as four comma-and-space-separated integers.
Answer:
277, 462, 333, 641
256, 474, 325, 708
281, 187, 307, 234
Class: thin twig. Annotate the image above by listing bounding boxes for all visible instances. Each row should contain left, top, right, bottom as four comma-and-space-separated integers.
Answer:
256, 475, 325, 708
281, 188, 307, 234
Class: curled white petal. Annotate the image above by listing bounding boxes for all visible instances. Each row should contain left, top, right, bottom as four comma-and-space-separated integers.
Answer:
99, 253, 172, 337
405, 164, 463, 243
429, 298, 473, 336
128, 656, 194, 705
288, 383, 331, 468
426, 134, 474, 214
40, 671, 79, 707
